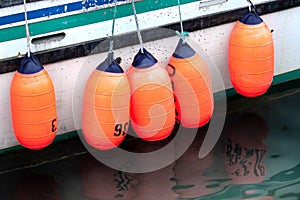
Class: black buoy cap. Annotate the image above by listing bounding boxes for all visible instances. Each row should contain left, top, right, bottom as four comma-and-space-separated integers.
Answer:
96, 52, 124, 73
17, 52, 44, 74
132, 48, 158, 69
173, 39, 196, 59
239, 9, 263, 25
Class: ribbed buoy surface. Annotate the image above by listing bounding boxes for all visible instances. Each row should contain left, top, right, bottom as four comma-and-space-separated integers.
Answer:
82, 53, 130, 150
127, 48, 175, 141
10, 53, 57, 150
228, 10, 274, 97
167, 40, 213, 128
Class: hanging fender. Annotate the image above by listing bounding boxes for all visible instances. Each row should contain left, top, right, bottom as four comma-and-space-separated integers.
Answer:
127, 48, 176, 141
228, 7, 274, 97
10, 53, 57, 150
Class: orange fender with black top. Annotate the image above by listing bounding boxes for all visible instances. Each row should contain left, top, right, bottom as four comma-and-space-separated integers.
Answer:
167, 40, 213, 128
10, 53, 57, 150
127, 48, 175, 141
82, 53, 130, 150
228, 9, 274, 97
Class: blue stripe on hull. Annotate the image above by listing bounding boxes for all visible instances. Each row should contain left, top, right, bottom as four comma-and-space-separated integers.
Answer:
0, 0, 127, 26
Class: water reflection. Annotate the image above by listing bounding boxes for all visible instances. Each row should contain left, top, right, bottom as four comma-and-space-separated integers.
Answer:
173, 127, 216, 199
79, 112, 299, 200
124, 131, 178, 199
224, 113, 269, 185
81, 154, 137, 200
80, 137, 178, 200
172, 122, 265, 199
223, 113, 273, 199
14, 172, 61, 200
133, 164, 177, 200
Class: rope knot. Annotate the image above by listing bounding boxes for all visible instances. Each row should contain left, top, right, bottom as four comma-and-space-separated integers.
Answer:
175, 31, 189, 43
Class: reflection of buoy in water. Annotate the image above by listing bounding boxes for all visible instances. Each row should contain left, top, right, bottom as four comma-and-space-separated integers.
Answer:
82, 52, 130, 150
167, 39, 213, 128
134, 164, 177, 200
126, 138, 177, 200
228, 8, 274, 97
224, 113, 269, 185
81, 154, 137, 200
10, 53, 57, 150
14, 172, 61, 200
127, 48, 175, 141
174, 128, 214, 198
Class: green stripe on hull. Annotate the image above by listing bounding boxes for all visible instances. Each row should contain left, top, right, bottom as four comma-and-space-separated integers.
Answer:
0, 0, 197, 43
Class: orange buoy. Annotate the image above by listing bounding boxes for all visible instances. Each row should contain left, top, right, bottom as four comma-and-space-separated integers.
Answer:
127, 48, 175, 141
228, 8, 274, 97
10, 53, 57, 150
167, 39, 214, 128
82, 53, 130, 150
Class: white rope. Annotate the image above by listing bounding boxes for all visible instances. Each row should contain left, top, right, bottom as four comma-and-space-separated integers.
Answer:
131, 0, 144, 53
23, 0, 31, 57
109, 0, 118, 53
176, 0, 188, 43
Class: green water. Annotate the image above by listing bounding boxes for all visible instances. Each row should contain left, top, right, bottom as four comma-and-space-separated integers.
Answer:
0, 82, 299, 199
